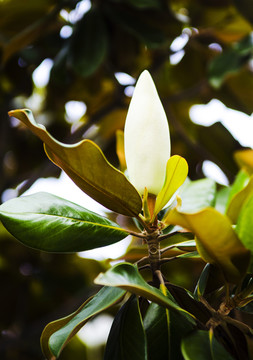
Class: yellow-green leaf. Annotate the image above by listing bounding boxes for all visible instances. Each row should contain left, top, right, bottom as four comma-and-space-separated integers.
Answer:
116, 129, 127, 172
226, 176, 253, 224
234, 149, 253, 175
8, 109, 142, 217
164, 207, 250, 283
154, 155, 188, 219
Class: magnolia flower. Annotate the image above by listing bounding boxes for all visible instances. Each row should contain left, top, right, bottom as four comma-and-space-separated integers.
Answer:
124, 70, 171, 196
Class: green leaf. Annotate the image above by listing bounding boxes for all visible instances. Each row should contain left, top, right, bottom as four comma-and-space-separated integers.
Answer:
178, 178, 216, 213
104, 4, 166, 48
144, 300, 195, 360
0, 192, 128, 252
68, 8, 108, 77
164, 207, 250, 283
228, 170, 250, 204
236, 195, 253, 253
181, 330, 234, 360
104, 295, 148, 360
8, 109, 142, 217
95, 262, 196, 323
208, 34, 253, 89
226, 176, 253, 224
144, 302, 169, 360
215, 186, 230, 214
154, 155, 188, 218
170, 310, 196, 360
41, 286, 126, 359
194, 263, 211, 299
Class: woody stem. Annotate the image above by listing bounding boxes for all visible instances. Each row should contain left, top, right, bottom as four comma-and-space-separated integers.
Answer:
147, 235, 161, 283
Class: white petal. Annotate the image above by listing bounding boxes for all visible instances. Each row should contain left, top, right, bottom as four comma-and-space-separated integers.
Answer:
124, 70, 171, 195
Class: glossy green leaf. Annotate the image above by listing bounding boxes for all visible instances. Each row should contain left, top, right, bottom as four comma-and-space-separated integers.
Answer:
0, 192, 128, 252
181, 330, 234, 360
164, 207, 250, 283
68, 8, 108, 77
41, 286, 126, 359
228, 170, 250, 204
194, 263, 211, 299
95, 262, 196, 322
104, 295, 147, 360
236, 195, 253, 253
170, 309, 196, 360
144, 302, 169, 360
154, 155, 188, 219
215, 186, 230, 214
226, 175, 253, 224
178, 178, 216, 213
144, 299, 195, 360
8, 109, 142, 217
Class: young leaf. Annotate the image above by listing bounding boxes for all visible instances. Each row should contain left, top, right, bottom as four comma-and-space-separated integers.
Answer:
181, 330, 234, 360
8, 109, 142, 217
234, 149, 253, 175
116, 129, 127, 172
226, 176, 253, 224
215, 186, 230, 214
95, 262, 196, 323
236, 195, 253, 253
164, 207, 250, 283
41, 286, 126, 359
154, 155, 188, 219
227, 170, 250, 205
104, 295, 148, 360
0, 192, 129, 252
178, 178, 216, 213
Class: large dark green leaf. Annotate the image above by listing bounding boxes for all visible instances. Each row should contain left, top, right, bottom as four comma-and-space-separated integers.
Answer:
95, 262, 196, 323
143, 302, 169, 360
181, 330, 234, 360
104, 295, 148, 360
41, 286, 126, 359
0, 192, 128, 252
8, 109, 142, 217
68, 8, 108, 77
170, 310, 196, 360
144, 300, 195, 360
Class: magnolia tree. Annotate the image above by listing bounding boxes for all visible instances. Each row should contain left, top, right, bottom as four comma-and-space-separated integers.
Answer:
1, 71, 253, 359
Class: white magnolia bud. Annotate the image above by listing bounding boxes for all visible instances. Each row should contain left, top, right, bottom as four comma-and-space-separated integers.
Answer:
124, 70, 171, 195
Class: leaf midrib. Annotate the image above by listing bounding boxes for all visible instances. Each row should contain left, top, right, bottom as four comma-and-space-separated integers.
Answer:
0, 210, 128, 233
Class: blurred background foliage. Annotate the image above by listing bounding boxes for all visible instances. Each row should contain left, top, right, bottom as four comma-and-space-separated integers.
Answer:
0, 0, 252, 358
